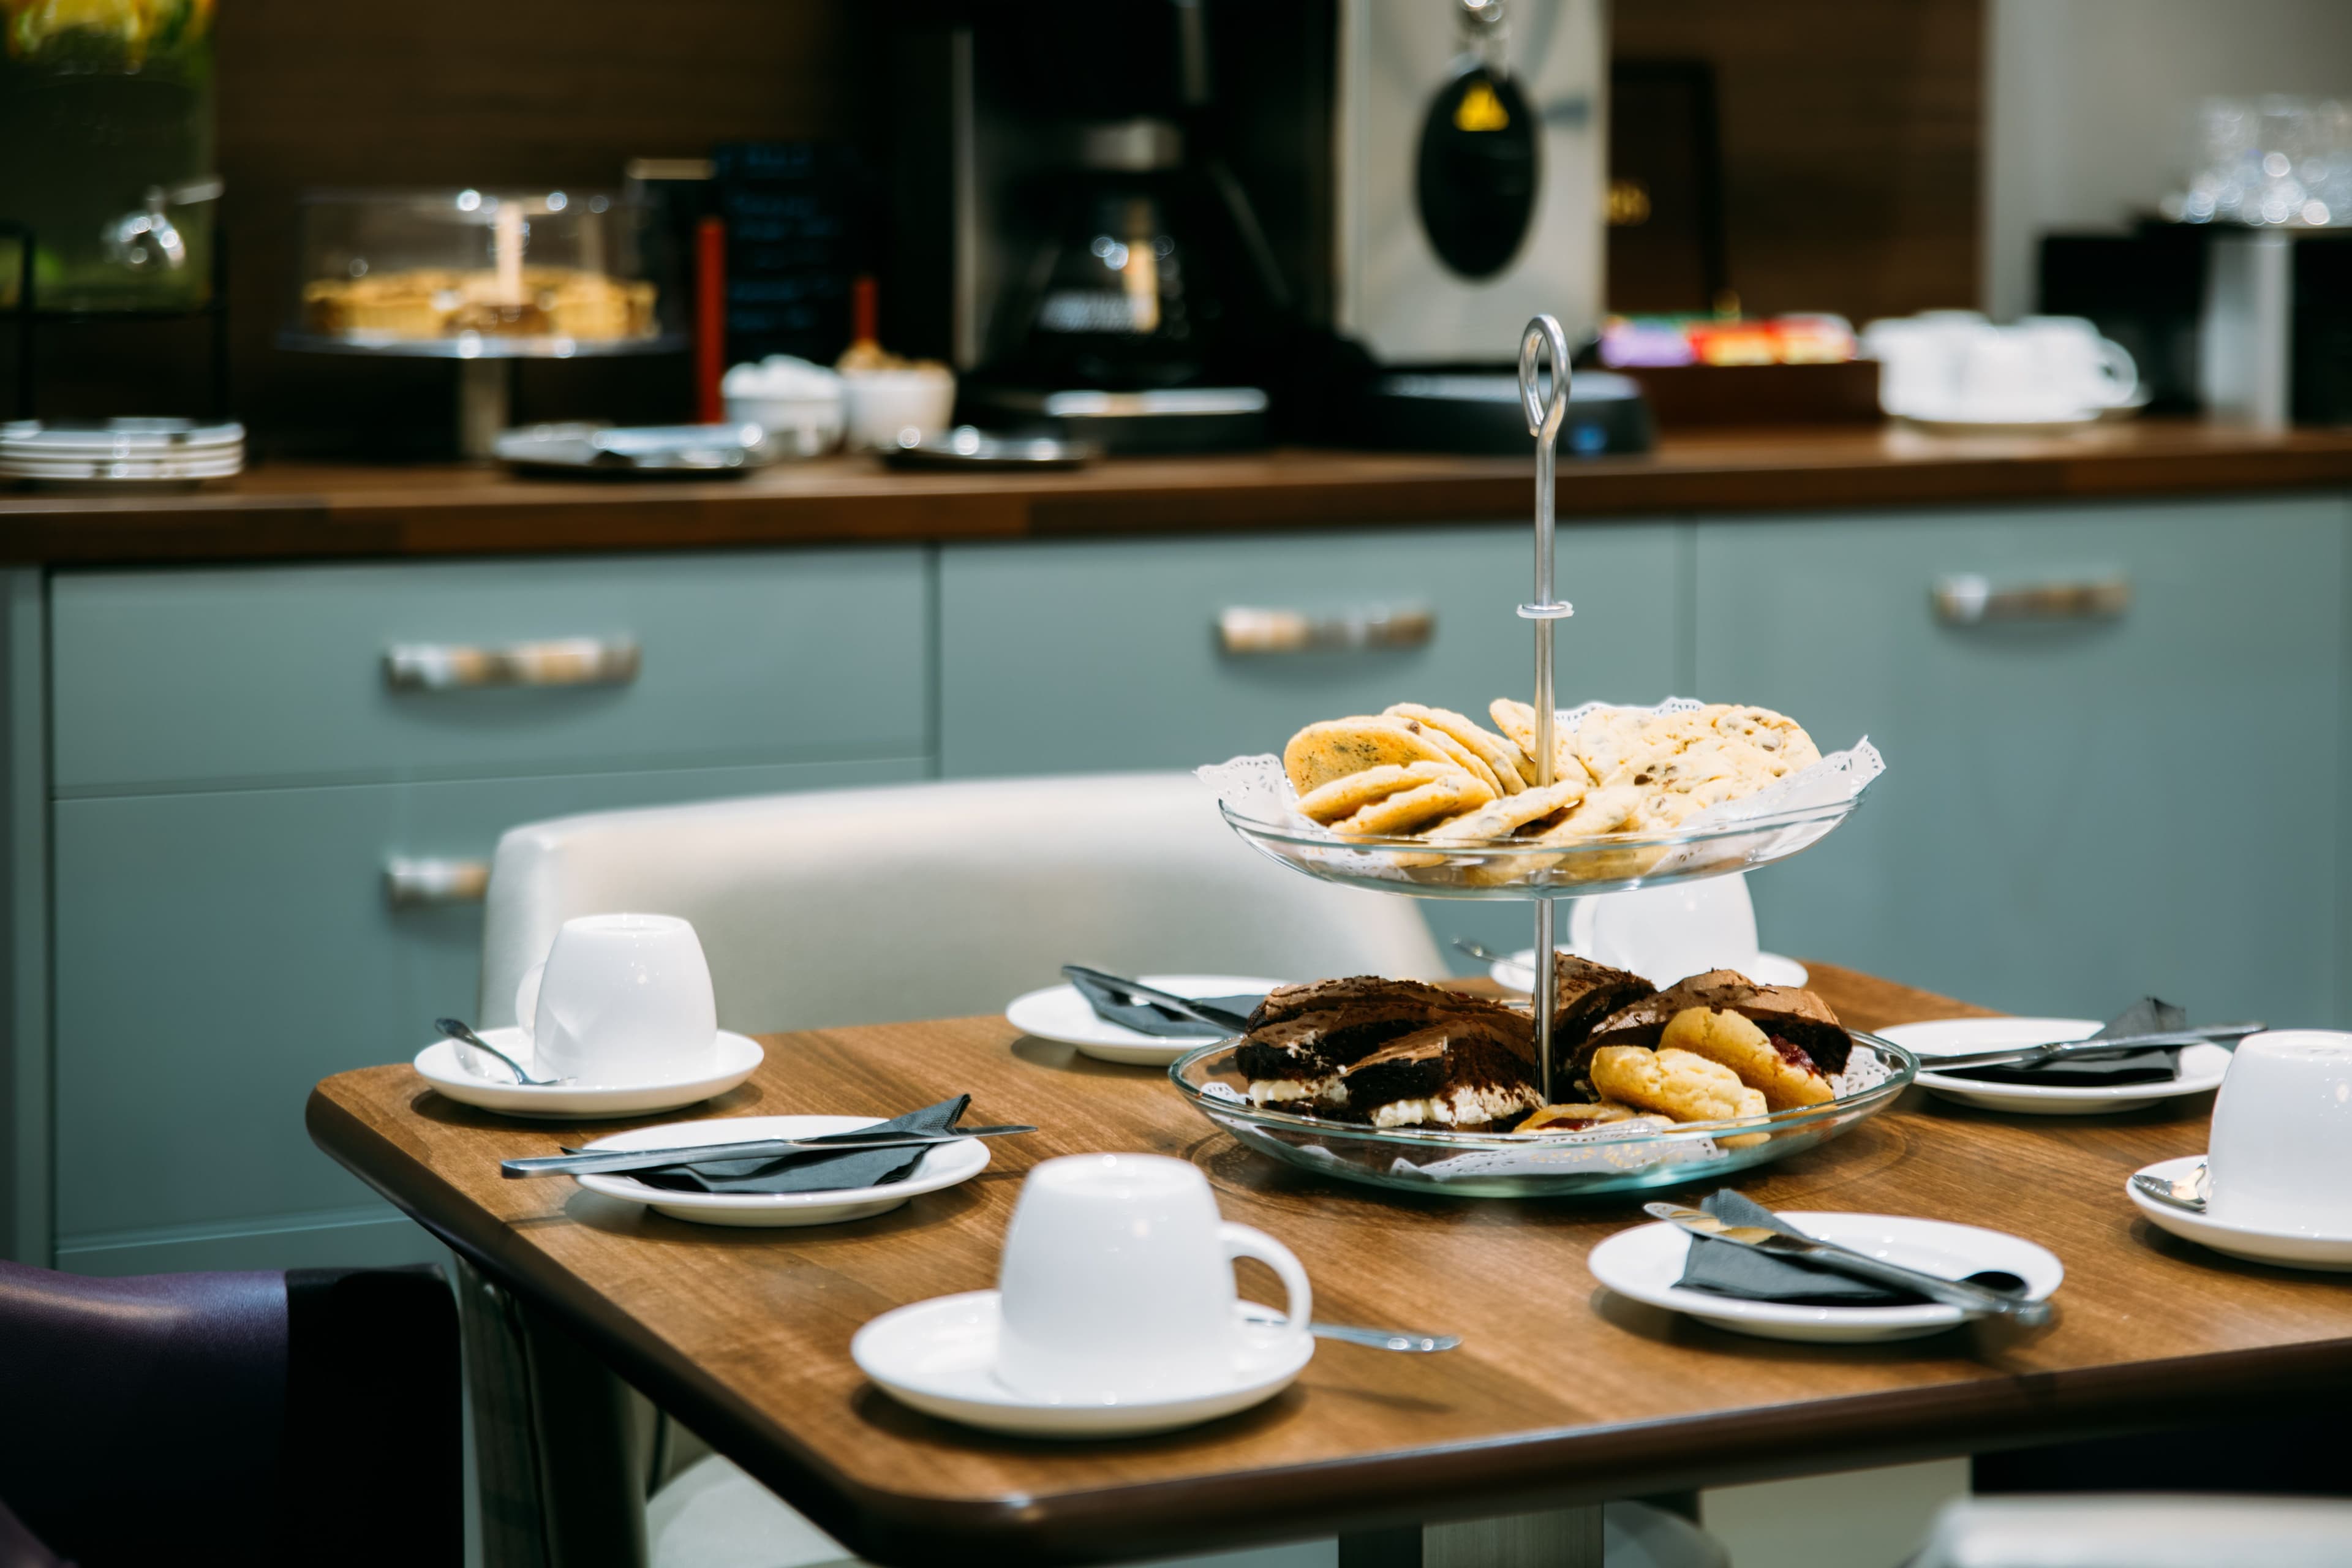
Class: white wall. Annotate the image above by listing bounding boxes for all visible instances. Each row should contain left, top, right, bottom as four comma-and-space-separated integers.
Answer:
1984, 0, 2352, 319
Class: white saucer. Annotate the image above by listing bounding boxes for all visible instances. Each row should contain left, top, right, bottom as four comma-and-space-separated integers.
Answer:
412, 1027, 764, 1120
1883, 1017, 2231, 1115
1003, 974, 1284, 1066
573, 1114, 989, 1227
1587, 1212, 2064, 1343
852, 1290, 1313, 1437
1489, 948, 1807, 992
2128, 1155, 2352, 1272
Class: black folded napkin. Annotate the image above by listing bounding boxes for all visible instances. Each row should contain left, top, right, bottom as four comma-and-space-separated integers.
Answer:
1942, 996, 2185, 1087
1676, 1189, 1938, 1306
631, 1095, 972, 1195
1064, 971, 1265, 1039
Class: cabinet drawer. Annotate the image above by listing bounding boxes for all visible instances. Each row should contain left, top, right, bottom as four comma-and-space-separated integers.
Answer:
1696, 496, 2346, 1023
939, 525, 1689, 775
51, 756, 922, 1241
53, 550, 930, 791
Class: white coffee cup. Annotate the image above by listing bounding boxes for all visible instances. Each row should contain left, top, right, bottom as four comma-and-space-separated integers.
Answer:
842, 365, 956, 453
2205, 1030, 2352, 1234
2015, 316, 2138, 410
530, 913, 719, 1087
1572, 875, 1762, 987
994, 1153, 1311, 1404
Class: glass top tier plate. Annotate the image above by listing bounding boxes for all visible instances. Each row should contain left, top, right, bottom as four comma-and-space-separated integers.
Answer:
1170, 1031, 1915, 1200
1217, 792, 1861, 900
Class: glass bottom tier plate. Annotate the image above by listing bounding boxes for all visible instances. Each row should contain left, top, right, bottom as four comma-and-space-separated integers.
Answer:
1218, 794, 1860, 899
1169, 1032, 1916, 1199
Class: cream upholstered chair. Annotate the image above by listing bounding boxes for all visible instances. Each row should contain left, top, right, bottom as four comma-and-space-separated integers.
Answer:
478, 771, 1441, 1033
470, 772, 1442, 1568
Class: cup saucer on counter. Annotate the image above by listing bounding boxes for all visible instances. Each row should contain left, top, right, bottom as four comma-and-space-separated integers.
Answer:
851, 1291, 1311, 1438
1587, 1212, 2064, 1343
1884, 1017, 2231, 1115
412, 1027, 764, 1119
1004, 974, 1284, 1065
567, 1114, 989, 1227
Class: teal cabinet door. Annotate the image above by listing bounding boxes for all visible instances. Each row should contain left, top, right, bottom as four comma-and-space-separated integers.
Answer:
51, 756, 924, 1264
52, 550, 930, 791
1695, 497, 2346, 1024
940, 525, 1690, 962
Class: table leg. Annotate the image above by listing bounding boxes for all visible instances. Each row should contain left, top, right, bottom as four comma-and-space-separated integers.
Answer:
1339, 1504, 1604, 1568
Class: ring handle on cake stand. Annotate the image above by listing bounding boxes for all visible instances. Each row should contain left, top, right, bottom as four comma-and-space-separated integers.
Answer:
1518, 314, 1574, 1102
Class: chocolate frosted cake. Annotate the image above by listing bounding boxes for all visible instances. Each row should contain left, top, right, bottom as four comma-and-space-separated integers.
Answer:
1547, 953, 1656, 1082
1336, 1017, 1542, 1130
1586, 968, 1852, 1074
1234, 978, 1537, 1126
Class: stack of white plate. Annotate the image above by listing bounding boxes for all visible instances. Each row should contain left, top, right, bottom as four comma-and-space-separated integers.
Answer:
0, 420, 246, 488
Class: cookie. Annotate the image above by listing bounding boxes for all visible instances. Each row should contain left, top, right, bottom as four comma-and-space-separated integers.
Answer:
1705, 704, 1820, 774
1658, 1005, 1834, 1110
1526, 784, 1644, 843
1405, 722, 1506, 797
1487, 699, 1585, 785
1283, 717, 1459, 795
1564, 706, 1656, 788
1386, 704, 1531, 794
1420, 778, 1589, 843
1328, 767, 1492, 836
1588, 1044, 1768, 1123
1295, 760, 1460, 824
1515, 1101, 1658, 1133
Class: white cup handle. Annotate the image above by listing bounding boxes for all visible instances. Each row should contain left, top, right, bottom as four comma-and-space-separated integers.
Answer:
514, 962, 546, 1039
1221, 1222, 1311, 1360
2092, 336, 2139, 405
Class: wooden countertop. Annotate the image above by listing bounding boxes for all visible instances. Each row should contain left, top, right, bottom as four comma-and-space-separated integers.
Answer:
13, 421, 2352, 568
309, 963, 2352, 1566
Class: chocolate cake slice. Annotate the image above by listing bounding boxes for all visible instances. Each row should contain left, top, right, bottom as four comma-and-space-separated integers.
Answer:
1547, 952, 1656, 1080
1336, 1017, 1542, 1130
1236, 978, 1538, 1114
1586, 969, 1852, 1074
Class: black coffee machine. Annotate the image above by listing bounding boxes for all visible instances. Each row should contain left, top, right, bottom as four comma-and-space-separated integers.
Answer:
889, 1, 1325, 452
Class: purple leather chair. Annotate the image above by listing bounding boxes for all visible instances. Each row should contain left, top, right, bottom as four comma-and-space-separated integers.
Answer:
0, 1261, 461, 1567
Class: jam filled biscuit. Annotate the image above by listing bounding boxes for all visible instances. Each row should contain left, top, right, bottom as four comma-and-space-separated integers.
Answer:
1515, 1101, 1657, 1133
1588, 1045, 1768, 1124
1658, 1005, 1834, 1110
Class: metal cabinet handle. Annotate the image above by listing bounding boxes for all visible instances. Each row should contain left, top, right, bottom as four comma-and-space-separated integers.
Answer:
1932, 575, 2131, 625
384, 636, 641, 692
1216, 605, 1434, 655
385, 857, 489, 907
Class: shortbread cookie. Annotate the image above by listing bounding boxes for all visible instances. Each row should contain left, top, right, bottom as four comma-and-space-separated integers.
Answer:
1420, 778, 1588, 843
1406, 722, 1506, 796
1295, 761, 1459, 824
1328, 767, 1491, 836
1283, 717, 1458, 795
1487, 699, 1586, 785
1588, 1044, 1768, 1123
1658, 1005, 1834, 1110
1387, 704, 1531, 793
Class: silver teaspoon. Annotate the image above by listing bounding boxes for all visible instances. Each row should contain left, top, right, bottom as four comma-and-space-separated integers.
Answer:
2132, 1164, 2209, 1213
435, 1018, 571, 1087
1240, 1306, 1460, 1352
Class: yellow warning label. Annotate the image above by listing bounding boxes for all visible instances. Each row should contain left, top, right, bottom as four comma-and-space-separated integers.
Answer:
1454, 79, 1510, 133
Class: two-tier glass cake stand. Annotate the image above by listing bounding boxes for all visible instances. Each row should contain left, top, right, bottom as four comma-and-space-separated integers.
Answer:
1174, 317, 1907, 1199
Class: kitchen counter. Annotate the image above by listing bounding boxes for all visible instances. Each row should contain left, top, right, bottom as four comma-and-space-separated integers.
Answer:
3, 420, 2351, 565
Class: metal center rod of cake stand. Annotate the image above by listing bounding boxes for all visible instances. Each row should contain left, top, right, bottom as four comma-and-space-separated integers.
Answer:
1518, 314, 1574, 1102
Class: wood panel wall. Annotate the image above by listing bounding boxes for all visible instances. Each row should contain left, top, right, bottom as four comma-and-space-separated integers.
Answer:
1611, 0, 1984, 323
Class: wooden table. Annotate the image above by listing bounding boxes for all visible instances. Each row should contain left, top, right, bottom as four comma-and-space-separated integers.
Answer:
309, 966, 2352, 1565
